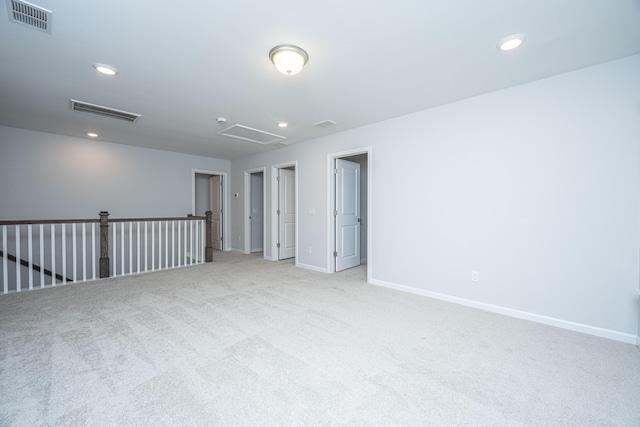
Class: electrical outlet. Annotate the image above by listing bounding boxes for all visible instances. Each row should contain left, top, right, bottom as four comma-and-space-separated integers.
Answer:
471, 271, 479, 282
308, 247, 312, 254
238, 236, 241, 242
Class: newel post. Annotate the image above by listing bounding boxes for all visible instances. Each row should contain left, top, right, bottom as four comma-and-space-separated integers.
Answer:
205, 210, 213, 262
99, 211, 110, 278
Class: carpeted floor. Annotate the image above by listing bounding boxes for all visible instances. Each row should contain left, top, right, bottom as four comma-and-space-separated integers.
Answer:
1, 251, 639, 426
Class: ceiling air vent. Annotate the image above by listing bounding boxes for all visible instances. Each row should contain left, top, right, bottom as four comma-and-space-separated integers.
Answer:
70, 100, 141, 123
314, 119, 337, 128
6, 0, 52, 34
218, 124, 286, 145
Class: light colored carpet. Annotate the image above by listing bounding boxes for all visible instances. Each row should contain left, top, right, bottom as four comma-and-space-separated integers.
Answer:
1, 251, 639, 426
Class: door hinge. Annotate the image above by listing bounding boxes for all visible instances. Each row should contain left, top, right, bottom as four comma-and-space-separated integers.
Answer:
277, 243, 281, 248
358, 217, 362, 223
333, 210, 337, 216
277, 176, 280, 182
333, 251, 337, 257
333, 168, 338, 175
277, 209, 280, 215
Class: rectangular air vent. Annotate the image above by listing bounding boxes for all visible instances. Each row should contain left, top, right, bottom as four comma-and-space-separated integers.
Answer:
70, 100, 141, 123
314, 119, 337, 128
7, 0, 52, 33
218, 124, 286, 145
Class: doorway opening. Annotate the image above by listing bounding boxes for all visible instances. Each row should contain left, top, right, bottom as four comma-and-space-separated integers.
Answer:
328, 149, 371, 280
272, 162, 297, 262
244, 168, 266, 257
192, 169, 227, 252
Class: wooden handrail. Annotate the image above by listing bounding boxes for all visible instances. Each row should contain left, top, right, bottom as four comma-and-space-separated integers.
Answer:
0, 216, 205, 226
0, 219, 99, 226
0, 250, 72, 283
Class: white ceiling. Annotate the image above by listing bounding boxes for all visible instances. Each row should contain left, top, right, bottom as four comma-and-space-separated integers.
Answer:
1, 0, 639, 160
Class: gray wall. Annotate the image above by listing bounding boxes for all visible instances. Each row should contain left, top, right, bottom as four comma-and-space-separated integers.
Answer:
194, 173, 212, 216
229, 54, 640, 341
0, 127, 230, 220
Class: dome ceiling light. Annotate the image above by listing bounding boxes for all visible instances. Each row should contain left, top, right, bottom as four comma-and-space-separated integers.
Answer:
269, 45, 309, 76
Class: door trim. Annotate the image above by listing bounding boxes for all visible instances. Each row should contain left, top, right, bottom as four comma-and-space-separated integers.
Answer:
327, 148, 372, 282
243, 167, 266, 257
192, 169, 228, 251
271, 161, 298, 263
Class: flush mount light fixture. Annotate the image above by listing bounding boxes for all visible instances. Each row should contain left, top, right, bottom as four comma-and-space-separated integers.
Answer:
87, 132, 98, 138
92, 63, 118, 76
277, 122, 288, 128
497, 34, 526, 51
269, 45, 308, 76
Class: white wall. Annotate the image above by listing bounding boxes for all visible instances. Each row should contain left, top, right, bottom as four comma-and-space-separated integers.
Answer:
0, 127, 230, 220
230, 54, 640, 341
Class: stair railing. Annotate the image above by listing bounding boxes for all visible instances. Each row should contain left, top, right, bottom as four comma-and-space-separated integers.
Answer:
0, 211, 213, 294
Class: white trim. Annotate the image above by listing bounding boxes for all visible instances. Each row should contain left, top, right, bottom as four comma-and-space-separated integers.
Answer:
370, 277, 637, 345
297, 262, 330, 274
327, 147, 372, 283
636, 335, 640, 348
243, 167, 266, 258
191, 169, 229, 251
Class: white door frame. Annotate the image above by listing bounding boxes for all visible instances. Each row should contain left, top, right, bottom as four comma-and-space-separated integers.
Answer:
244, 167, 266, 257
192, 169, 228, 251
327, 148, 372, 282
271, 161, 298, 263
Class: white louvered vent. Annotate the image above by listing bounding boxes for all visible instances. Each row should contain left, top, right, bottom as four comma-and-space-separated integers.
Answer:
218, 124, 286, 145
70, 100, 141, 123
6, 0, 52, 33
314, 119, 337, 128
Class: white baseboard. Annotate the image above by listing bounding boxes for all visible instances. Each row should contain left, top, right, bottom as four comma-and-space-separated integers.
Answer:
296, 262, 329, 274
636, 335, 640, 348
369, 278, 637, 345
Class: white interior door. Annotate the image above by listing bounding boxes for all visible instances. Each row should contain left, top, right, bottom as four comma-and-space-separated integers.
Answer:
335, 158, 360, 271
278, 168, 295, 260
209, 175, 223, 250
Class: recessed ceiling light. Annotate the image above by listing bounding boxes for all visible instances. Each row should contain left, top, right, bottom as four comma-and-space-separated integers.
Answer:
92, 63, 119, 76
497, 34, 526, 51
277, 122, 288, 128
87, 132, 98, 138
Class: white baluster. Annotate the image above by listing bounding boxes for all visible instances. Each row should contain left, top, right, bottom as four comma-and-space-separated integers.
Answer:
165, 221, 169, 269
128, 221, 132, 275
2, 225, 7, 294
112, 222, 117, 277
72, 223, 77, 283
121, 222, 125, 275
82, 223, 87, 282
61, 224, 66, 285
28, 224, 33, 290
51, 224, 56, 286
153, 221, 157, 271
16, 225, 21, 291
39, 224, 44, 288
144, 222, 148, 272
189, 220, 193, 265
177, 220, 181, 267
91, 223, 96, 280
137, 221, 141, 274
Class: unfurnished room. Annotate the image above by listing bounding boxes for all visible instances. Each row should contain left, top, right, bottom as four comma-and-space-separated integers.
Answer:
1, 0, 639, 425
